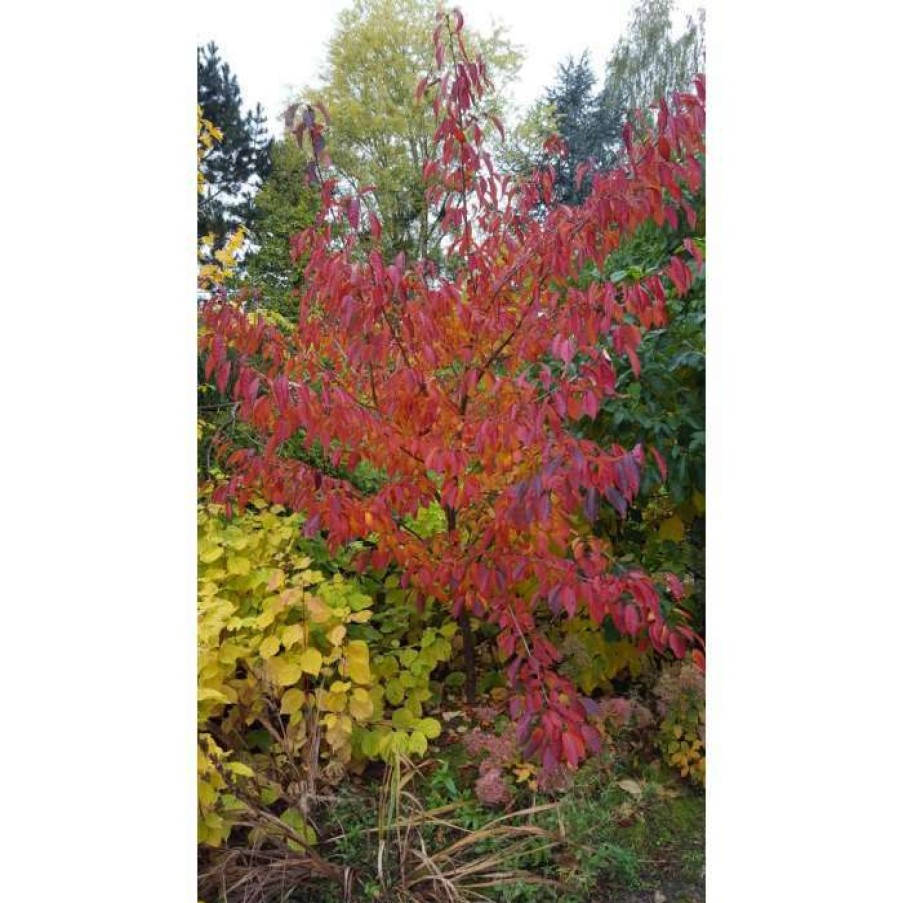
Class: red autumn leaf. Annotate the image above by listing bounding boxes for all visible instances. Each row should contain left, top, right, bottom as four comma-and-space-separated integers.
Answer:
669, 631, 687, 659
665, 573, 685, 600
348, 197, 360, 230
624, 604, 640, 636
561, 730, 584, 768
650, 447, 668, 482
368, 211, 382, 241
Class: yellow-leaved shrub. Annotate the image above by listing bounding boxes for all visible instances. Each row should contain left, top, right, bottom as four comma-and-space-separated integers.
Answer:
197, 497, 451, 847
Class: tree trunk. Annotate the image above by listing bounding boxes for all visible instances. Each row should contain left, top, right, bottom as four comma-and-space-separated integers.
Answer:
458, 610, 477, 705
446, 504, 476, 704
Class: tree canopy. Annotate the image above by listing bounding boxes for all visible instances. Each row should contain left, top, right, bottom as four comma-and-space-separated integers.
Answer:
605, 0, 705, 117
201, 12, 706, 767
244, 139, 320, 318
297, 0, 522, 262
541, 52, 622, 205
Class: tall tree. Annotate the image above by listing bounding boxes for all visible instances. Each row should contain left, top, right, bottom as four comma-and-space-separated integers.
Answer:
605, 0, 705, 117
201, 13, 706, 767
542, 51, 622, 205
197, 42, 273, 245
297, 0, 522, 262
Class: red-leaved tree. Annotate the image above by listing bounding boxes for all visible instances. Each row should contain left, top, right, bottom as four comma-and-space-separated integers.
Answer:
200, 8, 705, 770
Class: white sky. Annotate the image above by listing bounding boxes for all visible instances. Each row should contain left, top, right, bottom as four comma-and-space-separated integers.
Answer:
198, 0, 703, 136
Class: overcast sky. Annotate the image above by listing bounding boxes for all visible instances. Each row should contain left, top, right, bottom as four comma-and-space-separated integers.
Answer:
198, 0, 703, 136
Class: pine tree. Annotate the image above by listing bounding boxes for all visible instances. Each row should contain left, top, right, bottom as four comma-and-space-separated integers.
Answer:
543, 51, 622, 205
197, 42, 273, 245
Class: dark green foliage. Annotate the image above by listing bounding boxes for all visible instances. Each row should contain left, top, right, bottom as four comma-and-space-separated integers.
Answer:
197, 42, 273, 245
244, 139, 320, 318
536, 0, 704, 206
591, 196, 706, 634
542, 52, 622, 204
601, 222, 705, 506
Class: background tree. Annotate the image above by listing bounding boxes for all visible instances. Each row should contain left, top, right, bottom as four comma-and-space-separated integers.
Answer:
530, 1, 703, 207
540, 51, 622, 205
297, 0, 522, 262
244, 139, 320, 318
197, 41, 273, 246
604, 0, 705, 117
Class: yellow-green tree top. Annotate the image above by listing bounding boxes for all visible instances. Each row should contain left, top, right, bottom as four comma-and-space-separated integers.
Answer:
299, 0, 522, 261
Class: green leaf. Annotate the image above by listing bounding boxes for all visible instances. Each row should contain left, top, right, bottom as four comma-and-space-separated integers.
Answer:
281, 808, 317, 849
391, 708, 415, 729
385, 678, 405, 706
416, 717, 441, 740
408, 730, 428, 756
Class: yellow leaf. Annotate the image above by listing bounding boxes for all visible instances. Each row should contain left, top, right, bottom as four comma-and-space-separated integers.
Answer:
349, 687, 374, 721
256, 607, 277, 629
280, 688, 305, 715
299, 647, 323, 676
327, 624, 347, 646
299, 569, 324, 587
321, 690, 347, 712
199, 545, 223, 564
198, 779, 216, 806
198, 687, 229, 703
328, 680, 352, 693
268, 657, 302, 687
259, 635, 281, 659
658, 516, 685, 542
281, 624, 305, 649
345, 640, 371, 684
227, 555, 251, 576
